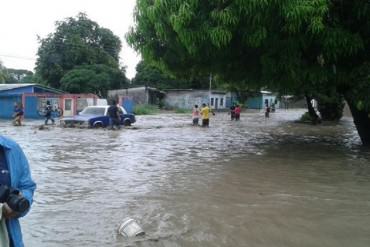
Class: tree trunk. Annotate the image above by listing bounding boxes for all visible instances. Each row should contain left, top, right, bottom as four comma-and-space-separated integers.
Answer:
345, 97, 370, 146
305, 94, 321, 124
317, 94, 345, 121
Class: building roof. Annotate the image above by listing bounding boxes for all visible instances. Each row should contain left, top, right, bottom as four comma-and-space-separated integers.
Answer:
0, 83, 64, 94
109, 86, 166, 95
164, 89, 227, 94
260, 90, 273, 94
0, 83, 35, 91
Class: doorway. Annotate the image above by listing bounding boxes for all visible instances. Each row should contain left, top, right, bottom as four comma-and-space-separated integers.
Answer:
63, 98, 74, 116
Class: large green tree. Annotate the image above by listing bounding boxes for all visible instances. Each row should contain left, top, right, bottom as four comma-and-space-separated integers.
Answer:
35, 13, 127, 95
132, 60, 177, 88
5, 69, 34, 83
0, 61, 6, 83
128, 0, 370, 146
60, 64, 128, 97
132, 60, 205, 89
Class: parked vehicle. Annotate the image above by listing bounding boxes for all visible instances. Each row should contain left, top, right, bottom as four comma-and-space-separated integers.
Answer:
60, 106, 136, 128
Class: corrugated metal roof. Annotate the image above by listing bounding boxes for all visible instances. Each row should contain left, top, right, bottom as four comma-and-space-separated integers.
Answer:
0, 83, 64, 94
0, 83, 36, 91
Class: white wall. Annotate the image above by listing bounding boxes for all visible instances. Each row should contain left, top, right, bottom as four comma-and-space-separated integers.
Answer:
209, 94, 226, 109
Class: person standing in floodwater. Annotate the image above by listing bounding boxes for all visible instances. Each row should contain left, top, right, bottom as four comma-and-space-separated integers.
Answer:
44, 101, 55, 125
235, 105, 241, 121
200, 103, 210, 127
265, 105, 271, 118
12, 103, 24, 126
107, 100, 121, 130
230, 104, 236, 120
192, 105, 200, 126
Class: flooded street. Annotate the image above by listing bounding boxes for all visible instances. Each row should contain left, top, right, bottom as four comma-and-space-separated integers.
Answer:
1, 109, 370, 247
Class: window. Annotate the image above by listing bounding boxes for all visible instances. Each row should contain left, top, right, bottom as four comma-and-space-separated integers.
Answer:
211, 98, 214, 106
220, 98, 224, 106
81, 107, 105, 115
65, 99, 72, 111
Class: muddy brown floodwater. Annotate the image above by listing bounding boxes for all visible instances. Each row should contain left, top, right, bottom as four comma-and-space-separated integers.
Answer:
0, 109, 369, 247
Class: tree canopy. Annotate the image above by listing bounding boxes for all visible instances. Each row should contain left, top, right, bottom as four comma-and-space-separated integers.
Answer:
4, 68, 34, 83
132, 60, 206, 89
35, 13, 128, 95
60, 64, 128, 97
0, 61, 6, 83
0, 62, 34, 84
128, 0, 370, 145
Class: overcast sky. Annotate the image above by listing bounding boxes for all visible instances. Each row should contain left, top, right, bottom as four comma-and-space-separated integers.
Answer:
0, 0, 140, 79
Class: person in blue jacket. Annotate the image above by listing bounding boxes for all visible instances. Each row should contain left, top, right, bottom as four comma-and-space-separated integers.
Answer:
0, 136, 36, 247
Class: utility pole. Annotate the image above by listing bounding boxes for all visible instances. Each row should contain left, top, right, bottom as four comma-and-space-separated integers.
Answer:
209, 73, 212, 105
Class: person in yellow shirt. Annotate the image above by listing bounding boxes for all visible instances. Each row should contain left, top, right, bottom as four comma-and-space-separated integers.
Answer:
200, 103, 210, 127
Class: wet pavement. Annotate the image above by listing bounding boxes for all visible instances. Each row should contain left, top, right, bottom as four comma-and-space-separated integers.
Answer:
0, 109, 369, 247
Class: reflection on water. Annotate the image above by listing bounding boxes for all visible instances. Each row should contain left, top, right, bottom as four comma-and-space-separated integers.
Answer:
1, 109, 369, 247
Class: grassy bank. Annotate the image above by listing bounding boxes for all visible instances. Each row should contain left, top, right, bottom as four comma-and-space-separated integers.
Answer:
134, 104, 160, 115
134, 104, 192, 115
175, 108, 191, 114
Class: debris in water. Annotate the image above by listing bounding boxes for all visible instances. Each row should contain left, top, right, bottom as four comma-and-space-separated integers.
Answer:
118, 218, 145, 238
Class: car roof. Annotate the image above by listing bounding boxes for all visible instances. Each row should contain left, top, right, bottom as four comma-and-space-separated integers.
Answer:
84, 105, 127, 112
85, 106, 109, 108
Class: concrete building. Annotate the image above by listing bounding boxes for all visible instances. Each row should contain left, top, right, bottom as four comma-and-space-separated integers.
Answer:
164, 89, 229, 110
108, 86, 165, 113
0, 84, 98, 118
246, 91, 279, 109
109, 86, 281, 111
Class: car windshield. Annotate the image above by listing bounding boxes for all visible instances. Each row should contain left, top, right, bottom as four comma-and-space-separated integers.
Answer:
80, 107, 105, 115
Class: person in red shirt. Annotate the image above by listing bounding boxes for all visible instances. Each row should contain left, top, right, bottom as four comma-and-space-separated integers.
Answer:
234, 105, 241, 121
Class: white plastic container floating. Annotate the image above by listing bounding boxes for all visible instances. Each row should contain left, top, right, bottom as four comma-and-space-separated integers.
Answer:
118, 218, 145, 238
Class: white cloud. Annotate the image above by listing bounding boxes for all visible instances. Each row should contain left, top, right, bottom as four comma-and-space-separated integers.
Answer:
0, 0, 140, 79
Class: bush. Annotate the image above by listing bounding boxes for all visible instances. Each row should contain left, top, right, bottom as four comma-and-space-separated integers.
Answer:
134, 104, 159, 115
300, 112, 314, 122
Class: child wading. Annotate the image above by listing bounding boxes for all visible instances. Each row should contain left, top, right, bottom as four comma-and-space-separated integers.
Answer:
192, 105, 200, 126
200, 103, 210, 127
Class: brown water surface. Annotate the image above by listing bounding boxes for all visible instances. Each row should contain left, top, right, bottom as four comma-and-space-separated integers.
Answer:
0, 109, 369, 247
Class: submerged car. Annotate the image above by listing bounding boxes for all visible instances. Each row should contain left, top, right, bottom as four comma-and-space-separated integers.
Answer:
60, 106, 136, 128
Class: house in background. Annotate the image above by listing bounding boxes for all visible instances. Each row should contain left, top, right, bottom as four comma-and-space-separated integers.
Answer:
164, 89, 228, 110
0, 84, 98, 118
246, 91, 279, 109
108, 86, 165, 113
164, 89, 280, 110
108, 85, 281, 111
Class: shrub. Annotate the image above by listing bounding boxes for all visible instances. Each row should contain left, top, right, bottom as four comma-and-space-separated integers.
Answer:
300, 112, 313, 122
134, 104, 159, 115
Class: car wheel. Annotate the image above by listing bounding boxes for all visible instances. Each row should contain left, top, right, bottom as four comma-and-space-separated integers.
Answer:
123, 119, 131, 126
94, 122, 103, 128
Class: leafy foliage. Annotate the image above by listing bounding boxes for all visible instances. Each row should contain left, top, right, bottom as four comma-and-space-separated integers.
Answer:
128, 0, 369, 96
0, 61, 6, 83
132, 60, 208, 89
4, 68, 34, 83
128, 0, 370, 144
0, 62, 35, 84
134, 104, 159, 115
36, 13, 126, 95
317, 88, 345, 121
60, 64, 128, 97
